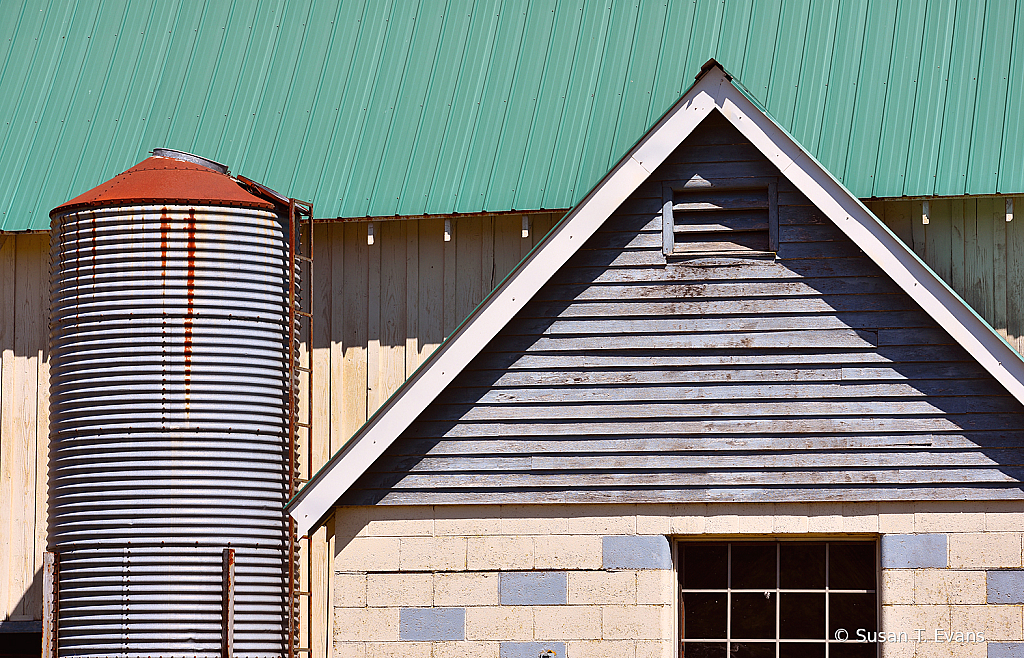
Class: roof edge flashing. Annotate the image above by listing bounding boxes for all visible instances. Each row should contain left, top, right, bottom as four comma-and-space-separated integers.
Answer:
151, 148, 229, 175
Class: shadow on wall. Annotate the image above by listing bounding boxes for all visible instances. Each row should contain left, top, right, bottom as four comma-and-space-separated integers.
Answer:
2, 566, 42, 658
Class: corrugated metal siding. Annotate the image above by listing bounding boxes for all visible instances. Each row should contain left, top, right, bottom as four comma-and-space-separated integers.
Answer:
342, 112, 1024, 505
3, 0, 1024, 230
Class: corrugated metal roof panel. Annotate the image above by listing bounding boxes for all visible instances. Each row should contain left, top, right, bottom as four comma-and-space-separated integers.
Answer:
3, 0, 1024, 230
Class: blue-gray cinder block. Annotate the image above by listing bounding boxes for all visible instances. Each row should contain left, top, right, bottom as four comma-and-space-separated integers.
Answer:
880, 534, 947, 569
989, 571, 1024, 604
989, 642, 1024, 658
399, 607, 465, 641
603, 535, 672, 570
500, 641, 567, 658
500, 571, 567, 605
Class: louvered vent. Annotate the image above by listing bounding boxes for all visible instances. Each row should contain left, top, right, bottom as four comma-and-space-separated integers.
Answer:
662, 180, 778, 257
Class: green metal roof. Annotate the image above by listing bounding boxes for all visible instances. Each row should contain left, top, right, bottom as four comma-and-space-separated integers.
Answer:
2, 0, 1023, 230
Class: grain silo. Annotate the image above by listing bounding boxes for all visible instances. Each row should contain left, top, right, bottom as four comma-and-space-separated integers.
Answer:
47, 149, 310, 657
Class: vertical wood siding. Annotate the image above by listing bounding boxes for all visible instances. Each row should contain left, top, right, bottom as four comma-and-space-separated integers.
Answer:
865, 197, 1024, 353
298, 213, 559, 652
0, 234, 48, 624
342, 112, 1024, 506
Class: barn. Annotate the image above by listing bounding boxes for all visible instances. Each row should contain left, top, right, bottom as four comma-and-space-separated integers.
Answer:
288, 61, 1024, 658
1, 1, 1023, 657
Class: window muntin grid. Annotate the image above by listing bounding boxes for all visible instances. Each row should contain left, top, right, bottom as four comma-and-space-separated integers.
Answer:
678, 541, 877, 658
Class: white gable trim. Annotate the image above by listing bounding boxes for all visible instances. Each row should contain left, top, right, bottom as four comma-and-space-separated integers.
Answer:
287, 64, 1024, 535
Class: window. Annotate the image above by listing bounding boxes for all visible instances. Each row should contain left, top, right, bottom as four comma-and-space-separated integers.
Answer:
662, 179, 778, 258
678, 540, 877, 658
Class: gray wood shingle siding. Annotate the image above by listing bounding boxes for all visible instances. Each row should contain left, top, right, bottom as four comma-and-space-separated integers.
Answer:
342, 111, 1024, 506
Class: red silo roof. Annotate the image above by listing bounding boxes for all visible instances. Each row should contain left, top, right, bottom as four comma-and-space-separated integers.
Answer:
51, 155, 276, 218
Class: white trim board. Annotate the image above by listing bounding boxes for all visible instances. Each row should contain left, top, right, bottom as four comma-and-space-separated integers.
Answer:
287, 62, 1024, 535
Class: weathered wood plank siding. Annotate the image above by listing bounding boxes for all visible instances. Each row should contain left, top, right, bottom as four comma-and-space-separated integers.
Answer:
0, 234, 48, 624
343, 112, 1024, 506
298, 214, 558, 651
865, 196, 1024, 353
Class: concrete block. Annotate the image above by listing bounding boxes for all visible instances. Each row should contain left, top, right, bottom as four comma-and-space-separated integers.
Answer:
500, 572, 567, 606
436, 505, 502, 536
807, 503, 844, 533
737, 510, 774, 534
432, 641, 499, 658
916, 511, 985, 533
772, 504, 809, 533
334, 573, 367, 607
601, 605, 665, 640
568, 571, 636, 605
401, 537, 468, 571
366, 506, 434, 536
603, 536, 671, 570
991, 572, 1024, 605
334, 506, 370, 540
367, 573, 433, 607
703, 504, 739, 534
636, 505, 674, 534
334, 642, 366, 658
878, 512, 916, 534
915, 569, 986, 605
336, 537, 401, 572
881, 534, 947, 569
842, 502, 879, 533
635, 640, 673, 658
670, 507, 707, 535
567, 505, 637, 535
468, 536, 534, 571
534, 535, 602, 570
435, 572, 501, 607
533, 605, 602, 640
399, 608, 466, 641
949, 533, 1023, 569
881, 569, 915, 605
989, 512, 1024, 532
500, 506, 568, 535
990, 643, 1024, 658
499, 641, 566, 658
637, 569, 674, 605
950, 604, 1023, 641
335, 608, 401, 642
367, 642, 432, 658
465, 606, 533, 640
568, 640, 635, 658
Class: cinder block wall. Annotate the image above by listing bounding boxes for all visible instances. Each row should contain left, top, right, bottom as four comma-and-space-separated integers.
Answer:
329, 502, 1024, 658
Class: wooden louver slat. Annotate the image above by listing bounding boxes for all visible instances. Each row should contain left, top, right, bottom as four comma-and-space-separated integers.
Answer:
662, 180, 778, 257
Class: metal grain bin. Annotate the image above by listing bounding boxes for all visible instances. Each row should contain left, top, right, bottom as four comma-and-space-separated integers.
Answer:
48, 150, 298, 657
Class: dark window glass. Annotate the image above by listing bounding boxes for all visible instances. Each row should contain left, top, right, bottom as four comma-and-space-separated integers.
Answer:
780, 643, 825, 658
780, 542, 825, 589
731, 544, 776, 589
830, 642, 877, 658
829, 543, 875, 590
829, 593, 876, 637
779, 593, 825, 639
731, 643, 776, 658
683, 544, 728, 589
681, 643, 727, 658
679, 541, 876, 658
732, 592, 775, 639
683, 592, 727, 639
